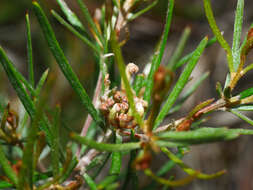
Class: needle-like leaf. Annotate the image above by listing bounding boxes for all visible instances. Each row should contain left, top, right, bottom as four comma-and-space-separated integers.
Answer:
232, 0, 244, 70
0, 145, 18, 187
203, 0, 234, 73
144, 0, 174, 102
153, 37, 208, 129
25, 13, 34, 87
32, 1, 104, 128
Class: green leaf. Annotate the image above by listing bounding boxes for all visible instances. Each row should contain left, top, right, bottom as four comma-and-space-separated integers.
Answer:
51, 105, 61, 178
109, 133, 122, 175
144, 168, 197, 187
59, 154, 78, 183
51, 10, 100, 54
35, 69, 49, 97
83, 173, 97, 190
122, 131, 138, 190
161, 147, 225, 179
167, 27, 191, 69
232, 0, 244, 70
157, 151, 184, 176
153, 37, 208, 129
158, 127, 253, 144
55, 0, 85, 31
85, 153, 108, 171
0, 181, 13, 188
168, 72, 209, 114
133, 74, 145, 95
243, 63, 253, 75
240, 87, 253, 99
230, 109, 253, 126
203, 0, 234, 73
0, 46, 54, 147
91, 153, 111, 178
232, 105, 253, 111
18, 113, 40, 189
0, 145, 18, 187
18, 74, 52, 190
97, 175, 118, 189
0, 47, 33, 116
70, 132, 140, 152
174, 36, 217, 70
32, 1, 104, 128
144, 0, 174, 102
76, 0, 104, 46
25, 13, 34, 87
128, 0, 158, 21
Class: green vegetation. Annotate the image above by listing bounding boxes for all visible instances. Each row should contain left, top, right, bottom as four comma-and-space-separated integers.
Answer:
0, 0, 253, 189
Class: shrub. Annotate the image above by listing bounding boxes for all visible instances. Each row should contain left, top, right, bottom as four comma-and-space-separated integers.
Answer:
0, 0, 252, 189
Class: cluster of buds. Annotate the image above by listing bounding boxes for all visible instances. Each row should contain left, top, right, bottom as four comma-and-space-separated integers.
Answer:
99, 63, 147, 129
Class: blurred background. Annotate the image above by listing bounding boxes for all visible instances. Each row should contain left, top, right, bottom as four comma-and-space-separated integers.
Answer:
0, 0, 253, 189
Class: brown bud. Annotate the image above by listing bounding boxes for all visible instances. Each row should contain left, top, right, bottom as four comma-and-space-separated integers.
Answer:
99, 103, 109, 115
247, 28, 253, 40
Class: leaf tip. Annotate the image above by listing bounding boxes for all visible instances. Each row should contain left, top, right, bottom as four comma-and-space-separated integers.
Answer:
32, 1, 39, 7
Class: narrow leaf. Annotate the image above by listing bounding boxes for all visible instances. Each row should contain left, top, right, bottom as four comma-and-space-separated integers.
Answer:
0, 47, 35, 118
158, 127, 253, 144
154, 37, 208, 129
242, 63, 253, 75
168, 72, 209, 114
144, 0, 174, 102
25, 13, 34, 87
133, 74, 145, 95
128, 0, 158, 21
122, 131, 138, 190
0, 145, 18, 186
232, 0, 244, 70
55, 0, 85, 30
109, 133, 122, 175
97, 175, 118, 189
32, 2, 104, 128
51, 10, 100, 54
174, 36, 217, 70
203, 0, 234, 73
144, 168, 198, 187
35, 69, 49, 97
83, 173, 97, 190
0, 46, 53, 146
0, 181, 13, 188
232, 105, 253, 111
167, 27, 191, 69
157, 151, 184, 176
70, 132, 140, 152
240, 87, 253, 99
76, 0, 104, 45
18, 91, 45, 190
161, 147, 226, 179
51, 105, 61, 178
230, 109, 253, 126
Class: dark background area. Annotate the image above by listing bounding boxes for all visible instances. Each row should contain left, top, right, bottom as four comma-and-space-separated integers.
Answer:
1, 0, 253, 189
